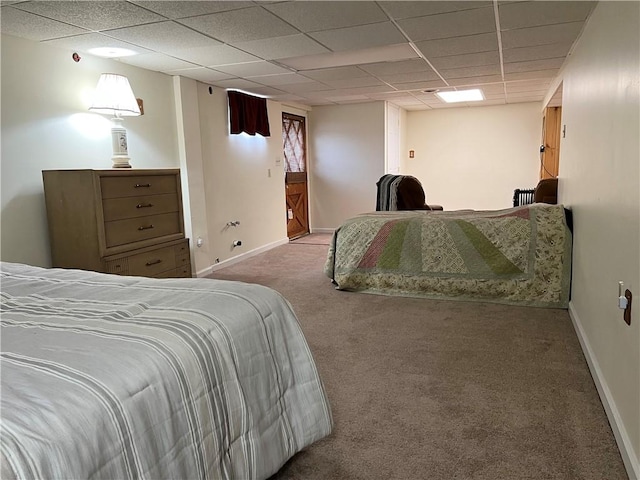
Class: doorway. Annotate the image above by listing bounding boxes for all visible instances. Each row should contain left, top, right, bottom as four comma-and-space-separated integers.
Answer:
540, 83, 563, 179
282, 113, 309, 240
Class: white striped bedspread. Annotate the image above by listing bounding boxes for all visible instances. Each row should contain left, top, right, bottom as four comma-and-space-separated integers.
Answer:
0, 262, 332, 480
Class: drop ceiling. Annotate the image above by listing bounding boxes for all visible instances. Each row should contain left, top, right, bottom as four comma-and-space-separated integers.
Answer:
0, 1, 595, 109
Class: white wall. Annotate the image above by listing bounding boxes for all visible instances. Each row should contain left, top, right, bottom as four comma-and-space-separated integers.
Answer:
405, 103, 541, 211
0, 34, 179, 266
309, 102, 385, 229
173, 76, 210, 275
558, 2, 640, 477
195, 83, 288, 272
385, 102, 401, 174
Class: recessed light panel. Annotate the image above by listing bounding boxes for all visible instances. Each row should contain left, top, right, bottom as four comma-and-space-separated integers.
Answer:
436, 88, 484, 103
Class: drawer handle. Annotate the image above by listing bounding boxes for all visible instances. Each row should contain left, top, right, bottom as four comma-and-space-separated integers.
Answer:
145, 259, 162, 266
136, 203, 154, 209
135, 183, 151, 188
138, 224, 154, 231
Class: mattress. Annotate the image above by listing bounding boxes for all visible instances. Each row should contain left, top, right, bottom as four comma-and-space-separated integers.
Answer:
0, 262, 332, 479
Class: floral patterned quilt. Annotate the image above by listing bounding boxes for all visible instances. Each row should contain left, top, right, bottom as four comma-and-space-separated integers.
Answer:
324, 204, 572, 308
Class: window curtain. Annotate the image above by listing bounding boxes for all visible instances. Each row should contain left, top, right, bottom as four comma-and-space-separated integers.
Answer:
227, 91, 270, 136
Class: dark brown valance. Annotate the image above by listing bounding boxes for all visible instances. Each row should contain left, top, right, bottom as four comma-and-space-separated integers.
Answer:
227, 90, 270, 137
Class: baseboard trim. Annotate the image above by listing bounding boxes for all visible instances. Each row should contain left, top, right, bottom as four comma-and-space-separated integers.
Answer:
569, 302, 639, 480
310, 228, 335, 234
196, 237, 289, 277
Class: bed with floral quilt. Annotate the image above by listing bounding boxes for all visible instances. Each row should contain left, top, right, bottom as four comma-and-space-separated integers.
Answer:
324, 204, 572, 308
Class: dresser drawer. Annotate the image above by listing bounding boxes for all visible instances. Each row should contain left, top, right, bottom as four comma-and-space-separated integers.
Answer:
127, 245, 177, 276
101, 174, 177, 199
104, 213, 181, 248
102, 193, 179, 221
154, 265, 192, 278
104, 239, 191, 277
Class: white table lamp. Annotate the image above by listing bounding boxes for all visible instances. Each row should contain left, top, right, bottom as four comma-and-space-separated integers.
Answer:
89, 73, 141, 168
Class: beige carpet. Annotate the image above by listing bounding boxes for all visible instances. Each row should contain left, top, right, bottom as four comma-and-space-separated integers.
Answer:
289, 233, 333, 245
208, 242, 626, 480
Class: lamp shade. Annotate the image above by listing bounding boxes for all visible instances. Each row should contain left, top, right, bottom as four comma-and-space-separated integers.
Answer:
89, 73, 140, 116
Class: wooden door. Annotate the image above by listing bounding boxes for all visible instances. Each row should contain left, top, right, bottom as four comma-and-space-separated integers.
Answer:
540, 106, 562, 179
285, 172, 309, 238
282, 113, 309, 239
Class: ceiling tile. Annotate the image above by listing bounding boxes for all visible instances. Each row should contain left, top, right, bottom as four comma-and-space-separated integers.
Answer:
163, 67, 234, 83
301, 96, 337, 105
506, 90, 548, 98
325, 94, 372, 102
301, 66, 370, 81
380, 1, 492, 20
359, 58, 433, 76
440, 63, 501, 80
501, 21, 585, 49
322, 85, 393, 96
211, 78, 266, 90
503, 42, 572, 63
430, 51, 500, 70
413, 92, 445, 104
308, 22, 407, 52
269, 81, 332, 94
389, 98, 425, 106
405, 104, 434, 110
232, 34, 330, 60
414, 32, 498, 58
322, 76, 386, 89
388, 79, 448, 91
163, 45, 260, 67
479, 99, 508, 106
269, 93, 307, 102
130, 1, 250, 19
264, 1, 387, 33
504, 69, 558, 81
504, 58, 565, 74
105, 21, 222, 55
463, 83, 506, 94
396, 7, 496, 42
377, 70, 442, 85
498, 1, 596, 30
482, 93, 508, 101
0, 0, 594, 110
0, 6, 88, 41
214, 61, 292, 77
278, 43, 418, 70
246, 73, 316, 87
43, 32, 153, 56
178, 7, 298, 44
243, 85, 286, 97
447, 75, 504, 86
11, 1, 165, 31
117, 52, 197, 71
505, 97, 543, 104
367, 91, 419, 100
505, 79, 551, 92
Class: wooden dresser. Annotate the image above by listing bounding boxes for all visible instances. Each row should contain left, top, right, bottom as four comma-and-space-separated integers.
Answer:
43, 169, 192, 278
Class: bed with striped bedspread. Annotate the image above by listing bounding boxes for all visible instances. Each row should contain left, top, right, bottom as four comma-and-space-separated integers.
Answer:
0, 262, 332, 480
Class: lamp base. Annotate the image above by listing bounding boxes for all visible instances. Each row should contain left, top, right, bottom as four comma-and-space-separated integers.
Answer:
112, 158, 132, 168
110, 118, 132, 169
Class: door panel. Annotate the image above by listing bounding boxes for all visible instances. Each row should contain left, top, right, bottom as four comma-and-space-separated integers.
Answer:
282, 113, 309, 239
286, 174, 309, 239
540, 106, 561, 179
